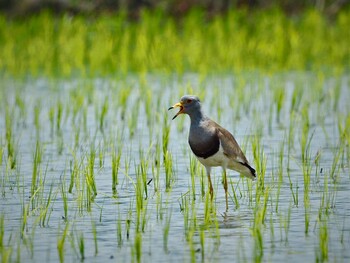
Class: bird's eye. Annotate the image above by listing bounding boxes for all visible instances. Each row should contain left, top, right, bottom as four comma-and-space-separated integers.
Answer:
187, 99, 192, 103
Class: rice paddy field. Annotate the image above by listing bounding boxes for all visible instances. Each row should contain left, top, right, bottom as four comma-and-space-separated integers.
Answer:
0, 8, 350, 263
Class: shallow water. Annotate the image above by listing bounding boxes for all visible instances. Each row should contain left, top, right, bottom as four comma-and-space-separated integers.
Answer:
0, 73, 349, 262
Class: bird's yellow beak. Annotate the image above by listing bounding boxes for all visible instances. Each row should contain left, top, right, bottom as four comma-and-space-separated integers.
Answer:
168, 102, 184, 120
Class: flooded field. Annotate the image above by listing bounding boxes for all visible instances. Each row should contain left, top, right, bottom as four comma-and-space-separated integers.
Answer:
0, 73, 349, 262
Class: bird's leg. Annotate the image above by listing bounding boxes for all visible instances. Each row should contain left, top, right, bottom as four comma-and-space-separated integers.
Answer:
223, 169, 228, 212
208, 174, 214, 200
206, 167, 214, 200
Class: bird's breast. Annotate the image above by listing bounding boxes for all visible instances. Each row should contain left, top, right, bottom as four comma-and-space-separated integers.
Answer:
188, 132, 220, 159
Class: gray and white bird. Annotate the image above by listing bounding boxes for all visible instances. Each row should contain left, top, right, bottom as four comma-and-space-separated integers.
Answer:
169, 95, 256, 211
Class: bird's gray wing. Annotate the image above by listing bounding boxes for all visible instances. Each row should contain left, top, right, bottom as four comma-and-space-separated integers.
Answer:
215, 124, 248, 164
217, 126, 256, 176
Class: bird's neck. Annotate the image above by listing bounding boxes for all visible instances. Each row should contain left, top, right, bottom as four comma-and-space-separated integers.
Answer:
189, 110, 206, 125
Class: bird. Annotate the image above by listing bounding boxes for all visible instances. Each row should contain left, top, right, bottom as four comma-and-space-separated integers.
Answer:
168, 95, 256, 211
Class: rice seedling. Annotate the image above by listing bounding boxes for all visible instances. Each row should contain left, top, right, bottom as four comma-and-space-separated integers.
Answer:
252, 223, 264, 263
1, 245, 12, 263
203, 189, 214, 225
199, 228, 205, 261
300, 105, 310, 160
179, 192, 190, 237
198, 167, 206, 199
138, 150, 149, 199
0, 214, 4, 247
116, 211, 123, 247
0, 215, 12, 263
314, 149, 322, 182
56, 99, 63, 133
300, 124, 314, 235
189, 200, 197, 231
229, 179, 240, 210
273, 84, 285, 123
133, 232, 142, 263
111, 144, 122, 195
71, 152, 95, 214
38, 181, 56, 227
317, 221, 329, 262
78, 232, 85, 260
0, 145, 3, 167
318, 174, 332, 221
268, 103, 274, 136
86, 144, 98, 198
140, 201, 149, 234
329, 144, 343, 182
4, 105, 17, 169
31, 140, 42, 210
337, 113, 350, 167
127, 97, 140, 138
118, 87, 131, 120
15, 91, 26, 124
251, 135, 267, 200
269, 213, 275, 252
20, 200, 30, 239
57, 223, 69, 263
281, 204, 292, 244
126, 206, 132, 240
60, 175, 69, 221
56, 132, 64, 155
163, 150, 173, 191
98, 143, 105, 168
69, 88, 85, 124
162, 112, 171, 157
135, 167, 146, 215
156, 192, 164, 221
285, 128, 299, 207
275, 141, 285, 212
99, 96, 109, 131
189, 155, 197, 201
331, 80, 342, 112
68, 155, 80, 194
73, 126, 81, 150
143, 87, 153, 129
151, 141, 161, 193
187, 228, 196, 263
33, 99, 41, 137
163, 208, 172, 253
286, 114, 296, 173
49, 105, 55, 135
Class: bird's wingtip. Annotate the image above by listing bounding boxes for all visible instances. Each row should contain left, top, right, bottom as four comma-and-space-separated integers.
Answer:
239, 162, 256, 180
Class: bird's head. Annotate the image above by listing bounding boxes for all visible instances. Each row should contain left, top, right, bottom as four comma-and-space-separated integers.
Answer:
168, 95, 201, 120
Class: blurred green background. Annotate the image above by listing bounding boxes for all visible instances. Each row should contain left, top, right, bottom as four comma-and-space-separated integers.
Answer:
0, 0, 349, 77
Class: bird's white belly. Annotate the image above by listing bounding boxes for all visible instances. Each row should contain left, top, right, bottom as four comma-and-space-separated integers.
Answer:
195, 145, 229, 168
